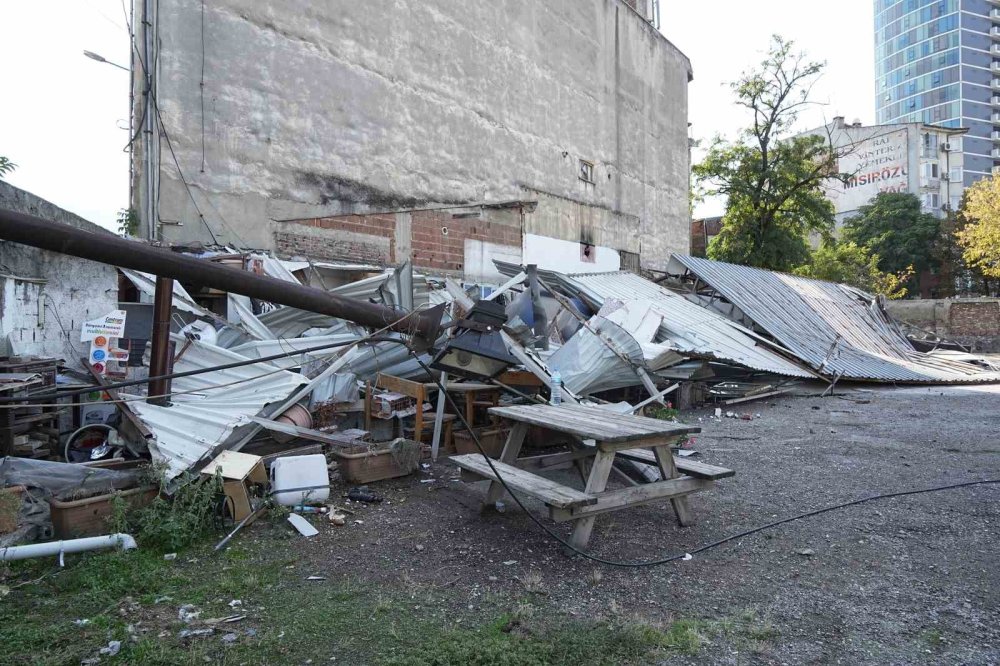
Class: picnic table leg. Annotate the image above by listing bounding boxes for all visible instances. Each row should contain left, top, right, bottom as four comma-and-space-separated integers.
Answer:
568, 449, 616, 551
482, 422, 529, 509
652, 443, 692, 526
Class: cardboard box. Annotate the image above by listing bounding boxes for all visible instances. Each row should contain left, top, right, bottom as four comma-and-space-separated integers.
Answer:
201, 451, 268, 522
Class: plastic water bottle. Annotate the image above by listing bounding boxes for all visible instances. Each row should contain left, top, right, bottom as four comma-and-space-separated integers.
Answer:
550, 371, 562, 406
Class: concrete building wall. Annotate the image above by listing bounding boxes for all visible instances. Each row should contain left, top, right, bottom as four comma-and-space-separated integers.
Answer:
138, 0, 692, 270
0, 182, 119, 362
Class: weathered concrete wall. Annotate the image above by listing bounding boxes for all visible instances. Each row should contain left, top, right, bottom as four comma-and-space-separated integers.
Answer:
142, 0, 691, 269
0, 182, 119, 362
886, 298, 1000, 352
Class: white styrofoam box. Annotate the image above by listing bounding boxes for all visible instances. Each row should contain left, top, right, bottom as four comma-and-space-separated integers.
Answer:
270, 454, 330, 506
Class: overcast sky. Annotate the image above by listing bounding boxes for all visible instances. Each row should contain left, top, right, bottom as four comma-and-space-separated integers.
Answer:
0, 0, 875, 230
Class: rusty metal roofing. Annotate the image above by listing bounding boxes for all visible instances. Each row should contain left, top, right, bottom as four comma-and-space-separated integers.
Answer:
668, 255, 1000, 384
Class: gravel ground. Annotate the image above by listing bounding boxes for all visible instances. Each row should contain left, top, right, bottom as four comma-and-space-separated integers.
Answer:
281, 383, 1000, 665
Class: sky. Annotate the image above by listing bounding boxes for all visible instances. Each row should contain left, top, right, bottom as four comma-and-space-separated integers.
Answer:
0, 0, 875, 230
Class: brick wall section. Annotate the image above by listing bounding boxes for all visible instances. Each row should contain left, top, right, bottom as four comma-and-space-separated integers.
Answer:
949, 301, 1000, 336
280, 207, 522, 274
690, 217, 722, 257
410, 210, 520, 273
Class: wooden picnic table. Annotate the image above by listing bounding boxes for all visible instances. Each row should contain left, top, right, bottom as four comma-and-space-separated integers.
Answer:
451, 403, 733, 550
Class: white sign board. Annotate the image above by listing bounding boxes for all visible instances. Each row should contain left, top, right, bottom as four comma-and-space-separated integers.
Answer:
827, 128, 909, 215
80, 309, 127, 342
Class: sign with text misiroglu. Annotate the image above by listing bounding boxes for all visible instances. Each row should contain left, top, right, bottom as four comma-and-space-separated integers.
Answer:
828, 128, 909, 215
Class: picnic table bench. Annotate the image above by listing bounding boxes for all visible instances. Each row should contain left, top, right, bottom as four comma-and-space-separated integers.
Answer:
451, 403, 733, 550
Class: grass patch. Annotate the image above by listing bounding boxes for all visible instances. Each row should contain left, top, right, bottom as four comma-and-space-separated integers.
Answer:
0, 530, 710, 666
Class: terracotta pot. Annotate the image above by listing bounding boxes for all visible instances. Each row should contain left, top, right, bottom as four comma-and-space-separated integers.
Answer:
273, 403, 313, 443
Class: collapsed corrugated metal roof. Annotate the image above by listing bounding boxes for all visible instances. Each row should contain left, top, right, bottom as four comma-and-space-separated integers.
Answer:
130, 336, 308, 480
495, 261, 814, 379
668, 254, 1000, 384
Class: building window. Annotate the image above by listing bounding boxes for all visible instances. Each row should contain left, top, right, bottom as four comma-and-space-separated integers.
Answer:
578, 160, 595, 184
949, 167, 962, 182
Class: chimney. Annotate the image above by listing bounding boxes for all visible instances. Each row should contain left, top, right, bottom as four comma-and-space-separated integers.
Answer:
832, 116, 846, 129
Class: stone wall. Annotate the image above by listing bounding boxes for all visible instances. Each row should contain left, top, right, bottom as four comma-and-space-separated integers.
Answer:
886, 298, 1000, 352
139, 0, 692, 269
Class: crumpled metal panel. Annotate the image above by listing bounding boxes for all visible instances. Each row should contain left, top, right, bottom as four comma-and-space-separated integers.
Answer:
120, 268, 213, 318
547, 316, 647, 394
669, 255, 1000, 383
131, 336, 308, 480
493, 262, 814, 379
227, 334, 360, 369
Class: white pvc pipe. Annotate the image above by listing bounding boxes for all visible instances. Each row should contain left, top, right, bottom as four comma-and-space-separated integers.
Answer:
0, 533, 137, 565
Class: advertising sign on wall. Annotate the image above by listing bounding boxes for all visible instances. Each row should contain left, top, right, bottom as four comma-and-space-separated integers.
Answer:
827, 128, 909, 215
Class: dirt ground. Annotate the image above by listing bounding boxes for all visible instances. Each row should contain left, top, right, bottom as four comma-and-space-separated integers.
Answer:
270, 382, 1000, 665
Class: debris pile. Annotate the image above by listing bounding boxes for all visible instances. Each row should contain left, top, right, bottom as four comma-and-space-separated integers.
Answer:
1, 244, 997, 555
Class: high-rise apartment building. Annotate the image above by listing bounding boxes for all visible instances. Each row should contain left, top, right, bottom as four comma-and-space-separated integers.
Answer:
874, 0, 997, 197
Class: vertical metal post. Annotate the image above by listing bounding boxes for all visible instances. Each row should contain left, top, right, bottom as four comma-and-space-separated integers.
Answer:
147, 276, 173, 405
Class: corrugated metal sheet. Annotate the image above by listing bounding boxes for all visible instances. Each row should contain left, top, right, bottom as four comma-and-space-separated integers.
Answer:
228, 334, 360, 369
493, 262, 814, 379
547, 316, 648, 394
669, 255, 1000, 383
131, 336, 308, 480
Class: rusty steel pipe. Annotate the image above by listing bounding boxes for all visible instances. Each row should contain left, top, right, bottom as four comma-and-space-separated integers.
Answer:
0, 208, 441, 340
147, 276, 174, 405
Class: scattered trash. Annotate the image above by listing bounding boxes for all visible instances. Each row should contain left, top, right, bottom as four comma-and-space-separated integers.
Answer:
74, 619, 91, 627
353, 520, 364, 525
221, 633, 239, 644
287, 513, 319, 537
179, 628, 214, 639
306, 575, 327, 581
163, 553, 177, 561
494, 501, 507, 513
503, 560, 517, 565
681, 553, 693, 561
346, 486, 382, 503
328, 512, 346, 526
228, 599, 242, 609
98, 641, 121, 657
415, 544, 424, 552
154, 596, 173, 604
178, 605, 200, 623
796, 548, 816, 557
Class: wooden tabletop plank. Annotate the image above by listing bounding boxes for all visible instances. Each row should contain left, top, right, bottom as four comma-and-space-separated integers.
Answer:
451, 454, 597, 509
488, 404, 699, 443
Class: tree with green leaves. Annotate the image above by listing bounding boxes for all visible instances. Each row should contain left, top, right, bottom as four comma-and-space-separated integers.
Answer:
794, 240, 909, 299
956, 176, 1000, 290
693, 36, 839, 272
0, 156, 15, 180
842, 193, 939, 289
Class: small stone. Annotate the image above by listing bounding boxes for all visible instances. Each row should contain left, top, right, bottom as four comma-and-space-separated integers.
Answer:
222, 633, 238, 644
796, 548, 816, 557
415, 544, 424, 552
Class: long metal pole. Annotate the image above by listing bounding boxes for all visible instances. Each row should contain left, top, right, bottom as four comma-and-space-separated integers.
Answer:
0, 209, 442, 340
147, 276, 173, 405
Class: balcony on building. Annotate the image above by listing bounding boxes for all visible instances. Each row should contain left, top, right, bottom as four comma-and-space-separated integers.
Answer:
992, 147, 1000, 158
992, 7, 1000, 19
993, 61, 1000, 73
993, 130, 1000, 142
993, 44, 1000, 56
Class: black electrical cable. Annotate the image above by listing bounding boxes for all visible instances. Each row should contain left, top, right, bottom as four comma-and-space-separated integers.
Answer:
0, 335, 401, 405
407, 351, 1000, 568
